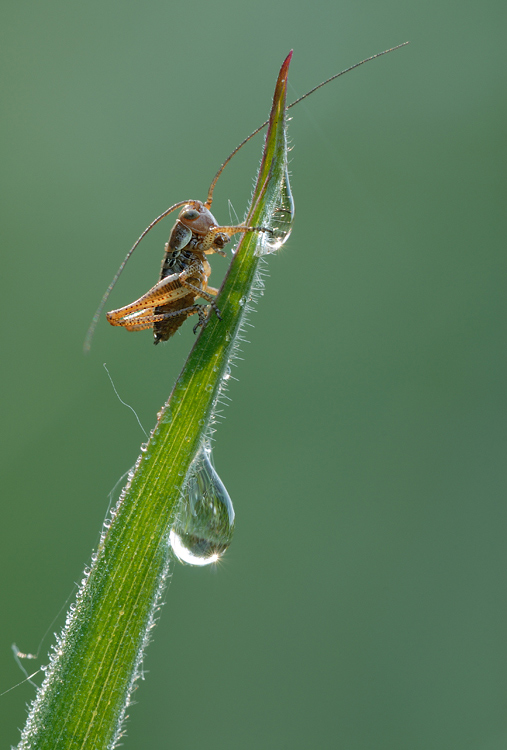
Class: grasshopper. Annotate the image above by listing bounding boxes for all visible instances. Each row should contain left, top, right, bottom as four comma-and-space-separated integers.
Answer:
106, 200, 270, 344
85, 44, 408, 350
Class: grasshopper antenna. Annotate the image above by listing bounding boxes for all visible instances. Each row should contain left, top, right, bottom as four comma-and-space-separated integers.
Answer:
205, 42, 409, 208
84, 200, 190, 352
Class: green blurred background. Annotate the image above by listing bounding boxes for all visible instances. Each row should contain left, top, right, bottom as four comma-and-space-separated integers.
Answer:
1, 0, 505, 748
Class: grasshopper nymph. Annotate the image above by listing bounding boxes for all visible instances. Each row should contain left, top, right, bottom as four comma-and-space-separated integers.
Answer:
85, 43, 408, 350
106, 200, 270, 344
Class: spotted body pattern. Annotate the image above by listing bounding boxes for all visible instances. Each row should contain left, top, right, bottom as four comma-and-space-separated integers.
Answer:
106, 200, 268, 343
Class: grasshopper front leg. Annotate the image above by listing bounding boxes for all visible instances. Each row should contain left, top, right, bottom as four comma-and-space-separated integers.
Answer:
200, 224, 273, 253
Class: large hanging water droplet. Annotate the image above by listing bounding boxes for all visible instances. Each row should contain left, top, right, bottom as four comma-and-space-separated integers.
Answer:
169, 446, 235, 566
258, 166, 295, 255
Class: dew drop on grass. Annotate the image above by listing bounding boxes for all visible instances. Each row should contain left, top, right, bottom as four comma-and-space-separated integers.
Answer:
169, 445, 235, 566
258, 166, 295, 254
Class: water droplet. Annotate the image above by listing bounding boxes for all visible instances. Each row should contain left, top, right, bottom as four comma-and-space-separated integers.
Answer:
222, 366, 232, 381
239, 297, 246, 307
258, 166, 295, 255
169, 447, 235, 566
205, 383, 213, 392
140, 442, 149, 453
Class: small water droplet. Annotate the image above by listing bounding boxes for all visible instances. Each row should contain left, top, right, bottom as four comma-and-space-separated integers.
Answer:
205, 383, 213, 392
222, 366, 232, 381
239, 297, 246, 307
169, 447, 235, 566
258, 166, 295, 255
140, 442, 149, 453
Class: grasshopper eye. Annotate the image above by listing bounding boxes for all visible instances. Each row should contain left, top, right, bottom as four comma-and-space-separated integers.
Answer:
181, 208, 200, 221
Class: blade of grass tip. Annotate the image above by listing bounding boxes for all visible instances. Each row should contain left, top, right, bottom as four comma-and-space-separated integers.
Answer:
16, 52, 292, 750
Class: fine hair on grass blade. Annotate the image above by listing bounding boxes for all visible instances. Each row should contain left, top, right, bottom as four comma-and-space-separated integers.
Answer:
16, 53, 293, 750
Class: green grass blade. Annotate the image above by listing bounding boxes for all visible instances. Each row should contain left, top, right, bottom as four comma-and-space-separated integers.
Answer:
17, 51, 292, 750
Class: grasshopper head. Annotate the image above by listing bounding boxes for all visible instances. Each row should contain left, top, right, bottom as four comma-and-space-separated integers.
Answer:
178, 201, 217, 236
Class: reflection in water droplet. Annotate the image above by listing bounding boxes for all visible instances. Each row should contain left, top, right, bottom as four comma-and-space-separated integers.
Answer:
169, 446, 235, 566
258, 166, 295, 255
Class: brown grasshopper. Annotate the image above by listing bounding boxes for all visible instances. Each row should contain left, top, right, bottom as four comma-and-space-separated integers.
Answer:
106, 200, 270, 344
85, 44, 408, 350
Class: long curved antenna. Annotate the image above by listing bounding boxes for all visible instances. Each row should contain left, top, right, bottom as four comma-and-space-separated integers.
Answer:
84, 200, 189, 351
205, 42, 409, 207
